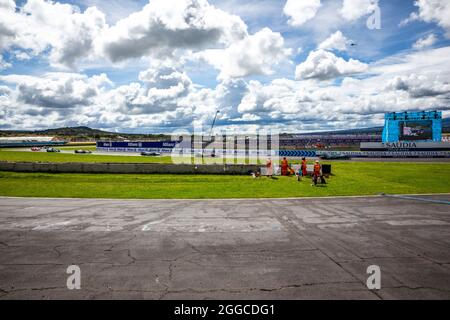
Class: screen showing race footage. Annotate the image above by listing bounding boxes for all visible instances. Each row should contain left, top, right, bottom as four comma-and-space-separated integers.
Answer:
400, 120, 433, 141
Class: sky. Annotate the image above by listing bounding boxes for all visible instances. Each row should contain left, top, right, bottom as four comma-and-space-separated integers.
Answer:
0, 0, 450, 134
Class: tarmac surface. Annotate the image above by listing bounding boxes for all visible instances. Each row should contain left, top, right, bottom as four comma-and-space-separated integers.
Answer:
0, 195, 449, 300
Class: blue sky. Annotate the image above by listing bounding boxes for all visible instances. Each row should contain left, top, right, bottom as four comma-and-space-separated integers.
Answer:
1, 0, 450, 133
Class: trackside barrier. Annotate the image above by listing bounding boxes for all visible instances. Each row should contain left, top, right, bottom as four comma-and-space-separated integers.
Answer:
0, 161, 259, 175
279, 150, 317, 157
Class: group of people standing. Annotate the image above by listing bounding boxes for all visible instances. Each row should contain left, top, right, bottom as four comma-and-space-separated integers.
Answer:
265, 157, 326, 186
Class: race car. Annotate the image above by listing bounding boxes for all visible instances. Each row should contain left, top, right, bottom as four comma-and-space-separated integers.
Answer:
74, 149, 92, 154
317, 152, 351, 160
46, 147, 61, 153
141, 151, 161, 156
31, 147, 41, 151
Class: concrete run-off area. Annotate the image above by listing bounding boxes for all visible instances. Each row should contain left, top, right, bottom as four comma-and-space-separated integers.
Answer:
0, 195, 449, 299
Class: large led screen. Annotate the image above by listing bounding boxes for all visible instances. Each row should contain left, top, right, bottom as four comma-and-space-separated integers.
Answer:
400, 120, 433, 141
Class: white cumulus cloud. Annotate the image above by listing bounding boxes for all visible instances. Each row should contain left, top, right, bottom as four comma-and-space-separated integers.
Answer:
0, 0, 107, 68
105, 64, 192, 115
385, 74, 450, 98
318, 31, 351, 51
406, 0, 450, 38
100, 0, 248, 62
0, 72, 112, 108
196, 28, 291, 79
340, 0, 378, 21
295, 49, 368, 80
413, 33, 438, 50
0, 0, 250, 69
283, 0, 321, 27
0, 0, 18, 51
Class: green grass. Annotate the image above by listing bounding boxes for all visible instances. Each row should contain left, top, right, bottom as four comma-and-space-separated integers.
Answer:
0, 162, 449, 199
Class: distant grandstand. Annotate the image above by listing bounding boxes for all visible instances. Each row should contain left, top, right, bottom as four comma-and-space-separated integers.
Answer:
0, 136, 66, 148
279, 134, 381, 150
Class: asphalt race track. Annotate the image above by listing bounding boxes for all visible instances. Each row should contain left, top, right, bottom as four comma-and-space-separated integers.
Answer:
4, 147, 450, 162
0, 195, 449, 299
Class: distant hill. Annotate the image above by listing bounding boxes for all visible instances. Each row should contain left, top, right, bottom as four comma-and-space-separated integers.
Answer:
0, 126, 170, 141
1, 118, 449, 139
0, 126, 111, 136
34, 126, 115, 136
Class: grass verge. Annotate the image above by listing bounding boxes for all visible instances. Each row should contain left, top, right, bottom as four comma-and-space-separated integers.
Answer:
0, 162, 449, 199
